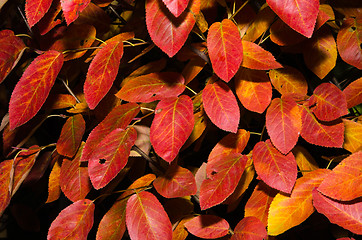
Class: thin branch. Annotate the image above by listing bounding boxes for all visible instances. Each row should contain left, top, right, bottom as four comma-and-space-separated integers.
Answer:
59, 78, 81, 103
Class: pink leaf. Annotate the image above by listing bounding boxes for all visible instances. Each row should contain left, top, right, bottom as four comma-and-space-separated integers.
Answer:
184, 215, 229, 239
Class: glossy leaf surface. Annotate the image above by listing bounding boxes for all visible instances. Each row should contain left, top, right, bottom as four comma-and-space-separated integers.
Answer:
184, 215, 229, 239
231, 216, 267, 240
25, 0, 52, 27
162, 0, 189, 17
207, 19, 243, 82
343, 77, 362, 109
242, 40, 282, 70
126, 191, 172, 240
9, 51, 63, 130
202, 81, 240, 133
60, 0, 91, 25
150, 95, 194, 162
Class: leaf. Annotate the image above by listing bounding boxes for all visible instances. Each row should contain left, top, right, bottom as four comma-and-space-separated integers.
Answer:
150, 95, 194, 162
303, 26, 337, 79
172, 215, 193, 240
241, 41, 282, 70
84, 40, 123, 109
0, 160, 12, 216
202, 81, 240, 133
343, 77, 362, 109
199, 153, 247, 210
162, 0, 189, 17
268, 169, 331, 235
343, 119, 362, 153
36, 0, 62, 35
184, 215, 229, 239
0, 30, 26, 83
60, 143, 91, 202
25, 0, 53, 27
88, 127, 137, 189
235, 68, 272, 113
56, 114, 85, 158
266, 96, 301, 154
292, 145, 319, 175
126, 191, 172, 240
145, 0, 199, 57
9, 51, 63, 130
312, 189, 362, 235
46, 157, 61, 203
269, 65, 308, 100
253, 139, 297, 193
74, 2, 111, 34
153, 164, 197, 198
47, 199, 95, 239
300, 105, 344, 148
60, 0, 91, 25
115, 72, 186, 103
230, 216, 267, 240
81, 103, 139, 162
266, 0, 319, 37
337, 17, 362, 70
43, 94, 77, 110
317, 151, 362, 201
207, 19, 243, 82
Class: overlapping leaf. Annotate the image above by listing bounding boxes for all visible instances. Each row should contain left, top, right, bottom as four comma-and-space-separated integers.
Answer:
231, 216, 267, 240
81, 103, 139, 162
292, 145, 319, 175
126, 191, 172, 240
60, 0, 91, 25
266, 96, 301, 154
84, 39, 123, 109
0, 160, 12, 216
312, 189, 362, 235
199, 153, 247, 209
268, 169, 330, 235
115, 72, 185, 103
150, 95, 194, 162
36, 0, 62, 35
202, 81, 240, 133
43, 94, 77, 110
88, 127, 137, 189
46, 158, 61, 203
47, 199, 95, 239
300, 106, 344, 148
207, 19, 243, 82
145, 0, 199, 57
9, 51, 63, 130
75, 2, 111, 34
56, 114, 85, 158
184, 215, 229, 239
242, 40, 282, 70
343, 77, 362, 109
253, 139, 297, 193
235, 68, 272, 113
25, 0, 52, 27
318, 151, 362, 201
153, 164, 197, 198
162, 0, 189, 17
343, 119, 362, 153
266, 0, 319, 37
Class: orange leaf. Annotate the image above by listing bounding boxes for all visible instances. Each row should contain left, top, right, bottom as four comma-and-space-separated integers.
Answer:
242, 40, 282, 70
172, 215, 193, 240
230, 216, 267, 240
60, 0, 91, 25
0, 160, 12, 216
343, 77, 362, 109
184, 215, 229, 239
46, 157, 61, 203
74, 2, 111, 34
343, 119, 362, 153
318, 151, 362, 201
292, 145, 319, 175
43, 94, 77, 110
268, 169, 330, 235
37, 0, 62, 35
207, 19, 243, 82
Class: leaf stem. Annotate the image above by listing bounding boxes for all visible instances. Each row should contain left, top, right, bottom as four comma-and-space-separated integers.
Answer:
185, 85, 197, 95
123, 42, 149, 47
230, 0, 250, 20
62, 46, 102, 54
59, 78, 81, 103
15, 34, 32, 39
249, 131, 262, 136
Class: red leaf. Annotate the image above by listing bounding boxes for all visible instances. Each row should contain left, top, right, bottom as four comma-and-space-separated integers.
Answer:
88, 127, 137, 189
9, 51, 64, 130
0, 160, 12, 216
313, 189, 362, 235
266, 0, 319, 38
84, 40, 123, 109
150, 95, 194, 162
184, 215, 229, 239
37, 0, 62, 35
309, 83, 348, 122
231, 216, 267, 240
207, 19, 243, 82
241, 41, 282, 70
202, 81, 240, 133
81, 103, 139, 162
126, 191, 172, 240
337, 17, 362, 70
153, 164, 197, 198
343, 77, 362, 109
300, 106, 344, 148
318, 152, 362, 201
48, 199, 95, 239
253, 139, 297, 193
199, 153, 247, 209
115, 72, 185, 103
0, 30, 26, 83
145, 0, 199, 57
56, 114, 85, 158
25, 0, 52, 27
266, 96, 301, 154
60, 0, 91, 25
162, 0, 189, 17
235, 68, 272, 113
343, 119, 362, 153
60, 143, 91, 202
